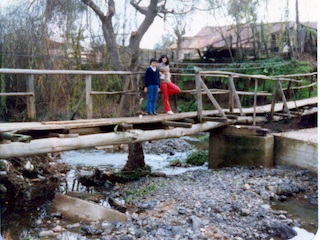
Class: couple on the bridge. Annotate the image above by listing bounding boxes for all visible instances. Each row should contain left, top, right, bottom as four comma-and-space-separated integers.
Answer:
143, 55, 180, 115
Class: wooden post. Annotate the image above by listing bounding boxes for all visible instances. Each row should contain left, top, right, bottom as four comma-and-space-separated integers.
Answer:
253, 78, 258, 126
200, 79, 227, 119
86, 75, 93, 119
228, 75, 245, 116
228, 81, 234, 113
117, 77, 131, 117
195, 72, 203, 122
270, 79, 279, 121
277, 78, 292, 118
26, 74, 36, 121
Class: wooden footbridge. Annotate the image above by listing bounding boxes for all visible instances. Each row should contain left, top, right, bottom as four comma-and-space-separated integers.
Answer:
0, 68, 317, 159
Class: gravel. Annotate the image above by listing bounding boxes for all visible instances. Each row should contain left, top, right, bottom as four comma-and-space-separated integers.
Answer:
54, 165, 317, 240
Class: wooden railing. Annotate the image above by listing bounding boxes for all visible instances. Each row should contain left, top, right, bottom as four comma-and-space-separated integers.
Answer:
0, 69, 136, 120
176, 70, 317, 125
0, 68, 317, 123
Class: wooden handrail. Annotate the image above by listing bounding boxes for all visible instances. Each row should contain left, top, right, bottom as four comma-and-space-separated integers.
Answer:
0, 68, 317, 123
0, 68, 132, 75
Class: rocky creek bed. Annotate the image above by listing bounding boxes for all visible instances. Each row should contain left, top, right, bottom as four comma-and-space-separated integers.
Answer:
0, 113, 318, 239
1, 154, 318, 239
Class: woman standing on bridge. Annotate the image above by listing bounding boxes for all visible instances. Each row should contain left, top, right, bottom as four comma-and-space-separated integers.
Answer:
157, 55, 180, 114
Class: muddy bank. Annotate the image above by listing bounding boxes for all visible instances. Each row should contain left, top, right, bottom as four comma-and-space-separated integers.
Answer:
0, 154, 70, 212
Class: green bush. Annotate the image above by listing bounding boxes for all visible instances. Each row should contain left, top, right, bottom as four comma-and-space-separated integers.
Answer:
185, 150, 208, 166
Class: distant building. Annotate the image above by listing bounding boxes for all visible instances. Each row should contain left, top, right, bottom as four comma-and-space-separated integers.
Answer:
170, 21, 317, 62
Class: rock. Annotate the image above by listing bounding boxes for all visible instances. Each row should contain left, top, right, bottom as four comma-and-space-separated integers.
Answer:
242, 183, 250, 190
240, 208, 251, 216
142, 138, 193, 155
24, 161, 34, 171
172, 226, 185, 236
52, 225, 63, 232
38, 230, 55, 237
176, 206, 188, 214
271, 222, 297, 239
66, 223, 81, 229
150, 172, 167, 178
0, 184, 7, 193
188, 215, 202, 232
80, 223, 96, 235
50, 212, 62, 218
108, 197, 127, 213
259, 189, 270, 200
0, 160, 9, 171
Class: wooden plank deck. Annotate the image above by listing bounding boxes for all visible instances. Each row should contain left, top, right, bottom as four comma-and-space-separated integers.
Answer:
0, 97, 317, 134
0, 97, 317, 159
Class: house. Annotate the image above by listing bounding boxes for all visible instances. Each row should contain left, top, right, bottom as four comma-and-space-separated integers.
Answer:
170, 21, 317, 62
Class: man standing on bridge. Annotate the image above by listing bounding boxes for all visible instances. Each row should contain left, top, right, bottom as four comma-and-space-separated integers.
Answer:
144, 58, 160, 115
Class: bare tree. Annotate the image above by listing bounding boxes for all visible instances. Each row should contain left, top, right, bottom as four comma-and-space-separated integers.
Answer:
80, 0, 175, 172
295, 0, 301, 56
81, 0, 173, 71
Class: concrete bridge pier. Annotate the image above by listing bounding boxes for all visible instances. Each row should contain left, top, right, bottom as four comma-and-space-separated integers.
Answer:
208, 125, 274, 168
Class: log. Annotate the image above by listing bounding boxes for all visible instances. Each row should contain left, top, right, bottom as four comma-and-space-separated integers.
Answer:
225, 114, 239, 119
162, 121, 193, 128
182, 118, 195, 124
273, 112, 292, 117
48, 133, 79, 138
51, 193, 126, 223
202, 117, 228, 123
0, 122, 226, 159
236, 116, 268, 124
0, 132, 32, 143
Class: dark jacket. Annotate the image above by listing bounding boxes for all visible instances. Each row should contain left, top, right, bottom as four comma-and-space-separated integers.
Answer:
144, 67, 160, 88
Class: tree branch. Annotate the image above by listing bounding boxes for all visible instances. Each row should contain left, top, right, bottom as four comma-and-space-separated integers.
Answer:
81, 0, 106, 21
130, 0, 148, 15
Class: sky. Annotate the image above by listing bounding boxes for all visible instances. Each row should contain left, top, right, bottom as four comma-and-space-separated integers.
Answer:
1, 0, 318, 49
140, 0, 319, 49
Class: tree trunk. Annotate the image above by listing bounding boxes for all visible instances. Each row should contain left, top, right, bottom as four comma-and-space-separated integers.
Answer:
295, 0, 302, 56
123, 142, 145, 171
81, 0, 173, 172
261, 22, 269, 58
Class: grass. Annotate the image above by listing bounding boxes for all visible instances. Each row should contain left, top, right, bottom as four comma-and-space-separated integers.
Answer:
125, 182, 159, 203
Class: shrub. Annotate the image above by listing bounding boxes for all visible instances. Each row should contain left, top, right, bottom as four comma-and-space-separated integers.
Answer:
185, 150, 208, 166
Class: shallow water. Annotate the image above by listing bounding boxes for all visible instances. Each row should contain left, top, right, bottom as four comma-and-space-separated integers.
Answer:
60, 148, 205, 176
290, 227, 316, 240
272, 196, 318, 236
